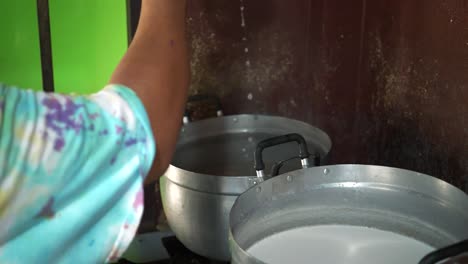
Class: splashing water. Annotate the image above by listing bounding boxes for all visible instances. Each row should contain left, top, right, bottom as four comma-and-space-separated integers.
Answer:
240, 0, 250, 68
240, 4, 246, 27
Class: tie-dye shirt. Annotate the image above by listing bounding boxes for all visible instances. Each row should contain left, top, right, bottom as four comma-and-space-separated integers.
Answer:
0, 84, 155, 263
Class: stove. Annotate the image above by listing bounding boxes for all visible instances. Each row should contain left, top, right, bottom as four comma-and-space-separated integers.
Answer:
119, 233, 229, 264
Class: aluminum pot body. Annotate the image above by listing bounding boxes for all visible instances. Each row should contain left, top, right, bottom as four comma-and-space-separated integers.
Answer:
229, 165, 468, 264
160, 114, 332, 261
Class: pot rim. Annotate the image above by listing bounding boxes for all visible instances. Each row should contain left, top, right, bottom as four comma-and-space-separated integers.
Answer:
229, 164, 468, 263
163, 114, 332, 194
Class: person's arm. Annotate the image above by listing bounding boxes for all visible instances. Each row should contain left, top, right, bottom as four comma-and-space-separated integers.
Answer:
110, 0, 189, 184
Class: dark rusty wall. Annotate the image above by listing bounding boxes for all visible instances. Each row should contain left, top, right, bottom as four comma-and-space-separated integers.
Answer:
358, 0, 468, 190
186, 0, 468, 192
187, 0, 366, 163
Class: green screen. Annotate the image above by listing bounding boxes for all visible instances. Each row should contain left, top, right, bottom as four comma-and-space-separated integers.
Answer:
49, 0, 128, 94
0, 0, 43, 91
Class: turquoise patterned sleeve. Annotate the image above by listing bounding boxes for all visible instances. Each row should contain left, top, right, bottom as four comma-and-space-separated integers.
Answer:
0, 84, 156, 263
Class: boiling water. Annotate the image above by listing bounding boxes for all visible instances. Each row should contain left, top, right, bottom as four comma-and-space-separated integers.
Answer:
246, 225, 435, 264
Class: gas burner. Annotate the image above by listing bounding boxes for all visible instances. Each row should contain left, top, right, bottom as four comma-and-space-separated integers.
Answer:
161, 236, 228, 264
119, 234, 229, 264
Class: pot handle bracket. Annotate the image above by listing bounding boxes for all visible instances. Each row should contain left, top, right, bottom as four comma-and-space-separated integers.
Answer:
254, 133, 311, 181
183, 94, 223, 124
418, 239, 468, 264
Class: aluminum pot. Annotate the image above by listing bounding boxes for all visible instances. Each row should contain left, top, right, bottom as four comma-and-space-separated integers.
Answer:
229, 134, 468, 264
160, 115, 331, 261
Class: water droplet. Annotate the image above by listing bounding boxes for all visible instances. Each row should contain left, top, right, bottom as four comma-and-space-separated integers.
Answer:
323, 168, 330, 175
240, 5, 246, 27
253, 180, 258, 185
289, 99, 297, 107
245, 60, 251, 67
247, 93, 253, 100
242, 148, 246, 152
248, 137, 253, 142
286, 175, 292, 182
244, 47, 249, 53
242, 37, 247, 41
233, 117, 238, 123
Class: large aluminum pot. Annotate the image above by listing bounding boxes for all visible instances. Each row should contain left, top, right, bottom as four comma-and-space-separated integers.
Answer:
160, 115, 331, 261
229, 135, 468, 264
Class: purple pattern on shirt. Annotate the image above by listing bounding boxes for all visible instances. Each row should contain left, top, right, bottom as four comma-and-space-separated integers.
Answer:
42, 97, 84, 151
36, 197, 55, 219
124, 138, 138, 147
133, 190, 144, 209
89, 113, 99, 120
99, 129, 109, 136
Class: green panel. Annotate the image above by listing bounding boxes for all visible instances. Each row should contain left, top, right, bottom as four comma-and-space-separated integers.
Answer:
49, 0, 128, 94
0, 0, 43, 91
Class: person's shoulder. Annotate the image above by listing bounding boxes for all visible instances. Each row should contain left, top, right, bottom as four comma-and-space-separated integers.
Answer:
0, 83, 41, 92
86, 84, 148, 131
0, 83, 47, 107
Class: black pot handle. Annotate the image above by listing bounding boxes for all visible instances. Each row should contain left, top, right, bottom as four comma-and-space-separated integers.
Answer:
419, 239, 468, 264
270, 154, 321, 177
254, 133, 311, 180
183, 94, 223, 124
